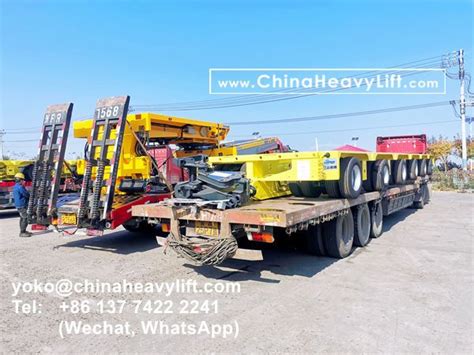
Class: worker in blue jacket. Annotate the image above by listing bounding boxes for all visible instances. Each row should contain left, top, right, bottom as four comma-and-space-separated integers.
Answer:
13, 173, 32, 237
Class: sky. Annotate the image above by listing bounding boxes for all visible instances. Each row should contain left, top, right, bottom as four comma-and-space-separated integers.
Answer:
1, 0, 473, 159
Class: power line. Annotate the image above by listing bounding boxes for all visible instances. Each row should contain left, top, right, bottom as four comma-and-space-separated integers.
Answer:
231, 119, 457, 138
3, 100, 457, 142
137, 56, 450, 107
155, 53, 454, 107
132, 52, 458, 111
4, 139, 39, 143
134, 67, 443, 112
3, 130, 41, 135
2, 127, 41, 132
225, 100, 454, 126
133, 65, 442, 111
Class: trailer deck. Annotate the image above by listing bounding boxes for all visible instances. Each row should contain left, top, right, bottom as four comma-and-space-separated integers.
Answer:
132, 180, 427, 235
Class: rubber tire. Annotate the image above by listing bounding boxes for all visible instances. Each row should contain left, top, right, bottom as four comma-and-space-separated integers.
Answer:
325, 180, 341, 198
353, 204, 371, 247
338, 157, 363, 199
302, 224, 326, 256
413, 199, 424, 209
299, 181, 321, 198
369, 202, 383, 238
373, 160, 390, 191
422, 184, 430, 204
323, 209, 354, 258
418, 159, 427, 177
426, 159, 433, 175
123, 221, 165, 236
289, 183, 303, 197
392, 159, 407, 185
362, 162, 374, 192
21, 164, 35, 181
407, 160, 418, 180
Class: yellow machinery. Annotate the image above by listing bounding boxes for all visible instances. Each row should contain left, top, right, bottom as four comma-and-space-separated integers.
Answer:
0, 160, 34, 181
74, 112, 229, 181
174, 137, 289, 158
33, 96, 290, 231
66, 97, 294, 231
0, 159, 79, 181
210, 150, 431, 200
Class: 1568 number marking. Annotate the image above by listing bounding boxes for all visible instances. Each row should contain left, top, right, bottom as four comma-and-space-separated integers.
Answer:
95, 105, 120, 119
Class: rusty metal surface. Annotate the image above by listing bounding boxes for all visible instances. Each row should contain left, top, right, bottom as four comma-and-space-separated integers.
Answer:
132, 203, 225, 222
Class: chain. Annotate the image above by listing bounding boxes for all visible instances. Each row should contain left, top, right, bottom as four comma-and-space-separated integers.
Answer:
165, 233, 238, 266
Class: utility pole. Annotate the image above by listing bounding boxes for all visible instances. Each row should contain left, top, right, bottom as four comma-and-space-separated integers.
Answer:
458, 49, 467, 170
0, 130, 5, 159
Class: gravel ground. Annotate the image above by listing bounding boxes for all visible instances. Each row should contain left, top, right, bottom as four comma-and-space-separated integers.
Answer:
0, 191, 472, 353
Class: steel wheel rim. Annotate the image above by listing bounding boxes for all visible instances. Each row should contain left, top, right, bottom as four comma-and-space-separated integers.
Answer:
382, 165, 390, 185
352, 164, 362, 191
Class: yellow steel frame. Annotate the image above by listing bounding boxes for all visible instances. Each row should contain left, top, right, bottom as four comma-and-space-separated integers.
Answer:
74, 112, 229, 180
209, 150, 430, 200
174, 137, 283, 158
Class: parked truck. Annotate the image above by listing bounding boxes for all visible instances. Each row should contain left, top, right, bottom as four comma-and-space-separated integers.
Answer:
0, 160, 34, 209
27, 95, 289, 235
131, 135, 432, 265
0, 159, 81, 210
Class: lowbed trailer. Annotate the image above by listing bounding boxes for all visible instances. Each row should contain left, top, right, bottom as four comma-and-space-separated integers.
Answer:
25, 95, 290, 235
131, 177, 431, 265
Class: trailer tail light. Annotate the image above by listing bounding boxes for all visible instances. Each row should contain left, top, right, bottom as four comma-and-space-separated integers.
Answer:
161, 223, 170, 232
0, 181, 15, 187
247, 231, 274, 243
87, 229, 104, 237
31, 224, 48, 231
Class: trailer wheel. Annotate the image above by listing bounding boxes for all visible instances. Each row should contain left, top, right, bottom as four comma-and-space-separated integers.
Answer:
323, 209, 354, 258
418, 159, 427, 177
21, 163, 35, 181
407, 159, 418, 180
413, 199, 424, 209
299, 181, 321, 198
123, 220, 166, 236
353, 204, 371, 247
362, 162, 374, 192
288, 183, 303, 197
338, 157, 362, 199
369, 202, 383, 238
422, 184, 430, 204
373, 160, 390, 191
392, 159, 407, 185
426, 159, 433, 175
303, 224, 326, 256
325, 180, 341, 198
414, 183, 430, 209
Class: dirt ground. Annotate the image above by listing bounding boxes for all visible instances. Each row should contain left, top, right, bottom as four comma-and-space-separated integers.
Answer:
0, 191, 472, 353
